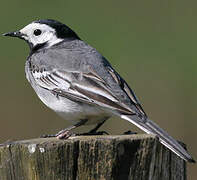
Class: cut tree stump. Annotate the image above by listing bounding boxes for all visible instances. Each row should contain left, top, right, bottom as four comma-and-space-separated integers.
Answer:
0, 134, 186, 180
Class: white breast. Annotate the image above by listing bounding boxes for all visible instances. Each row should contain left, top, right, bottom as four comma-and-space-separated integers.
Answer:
33, 83, 110, 125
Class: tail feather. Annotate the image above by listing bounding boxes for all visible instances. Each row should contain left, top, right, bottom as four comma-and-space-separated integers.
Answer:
121, 115, 195, 163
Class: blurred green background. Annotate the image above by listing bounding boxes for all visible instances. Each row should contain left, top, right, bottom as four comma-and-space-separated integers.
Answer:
0, 0, 196, 179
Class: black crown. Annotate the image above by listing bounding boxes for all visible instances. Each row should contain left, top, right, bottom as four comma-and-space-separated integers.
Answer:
34, 19, 80, 40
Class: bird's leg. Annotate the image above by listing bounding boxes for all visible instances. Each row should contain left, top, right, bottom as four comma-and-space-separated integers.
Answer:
88, 120, 108, 135
77, 120, 109, 136
40, 119, 88, 139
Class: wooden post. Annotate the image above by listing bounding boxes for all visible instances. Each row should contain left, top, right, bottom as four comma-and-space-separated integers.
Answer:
0, 134, 186, 180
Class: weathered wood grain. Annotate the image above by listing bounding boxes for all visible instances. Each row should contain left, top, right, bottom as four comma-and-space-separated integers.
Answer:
0, 134, 186, 180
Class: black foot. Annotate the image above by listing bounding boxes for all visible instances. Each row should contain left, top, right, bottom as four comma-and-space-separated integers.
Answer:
123, 130, 137, 135
77, 131, 109, 136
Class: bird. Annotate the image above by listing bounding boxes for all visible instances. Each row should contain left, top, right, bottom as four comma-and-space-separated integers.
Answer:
3, 19, 195, 163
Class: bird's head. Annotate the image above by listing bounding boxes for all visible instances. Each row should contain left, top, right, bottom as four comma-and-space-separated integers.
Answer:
3, 19, 80, 51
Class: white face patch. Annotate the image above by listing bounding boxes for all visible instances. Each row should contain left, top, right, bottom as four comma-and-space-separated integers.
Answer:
19, 23, 63, 47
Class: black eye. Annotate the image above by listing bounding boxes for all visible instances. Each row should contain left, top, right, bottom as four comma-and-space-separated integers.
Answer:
33, 29, 42, 36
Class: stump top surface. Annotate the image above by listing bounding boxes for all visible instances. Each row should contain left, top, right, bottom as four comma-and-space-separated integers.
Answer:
0, 134, 156, 147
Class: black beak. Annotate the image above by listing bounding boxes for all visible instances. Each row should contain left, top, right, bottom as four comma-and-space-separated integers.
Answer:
2, 31, 24, 38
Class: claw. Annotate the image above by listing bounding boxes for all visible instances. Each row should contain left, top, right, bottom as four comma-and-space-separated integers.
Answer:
77, 131, 109, 136
123, 130, 137, 135
40, 134, 56, 138
56, 130, 73, 139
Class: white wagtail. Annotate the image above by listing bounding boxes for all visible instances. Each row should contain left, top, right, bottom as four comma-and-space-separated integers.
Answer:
3, 19, 195, 163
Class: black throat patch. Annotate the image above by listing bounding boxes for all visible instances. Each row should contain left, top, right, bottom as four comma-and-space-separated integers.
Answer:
29, 42, 47, 55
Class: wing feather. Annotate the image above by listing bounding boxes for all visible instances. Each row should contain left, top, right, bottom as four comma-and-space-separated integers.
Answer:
31, 67, 136, 115
106, 66, 147, 118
